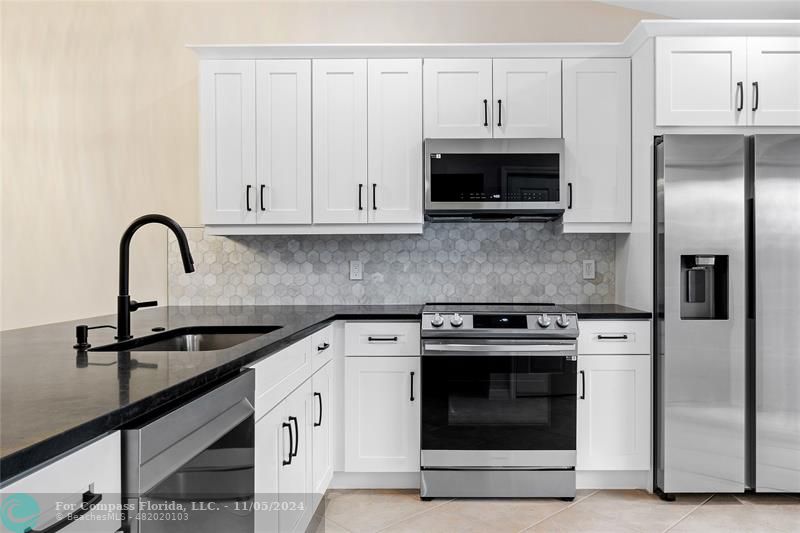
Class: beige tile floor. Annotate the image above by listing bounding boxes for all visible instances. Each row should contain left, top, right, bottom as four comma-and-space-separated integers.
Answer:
315, 489, 800, 533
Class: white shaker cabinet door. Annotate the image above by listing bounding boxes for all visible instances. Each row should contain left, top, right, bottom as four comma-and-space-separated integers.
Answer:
562, 58, 631, 225
256, 60, 312, 224
577, 355, 650, 471
313, 59, 368, 224
747, 37, 800, 126
656, 37, 747, 126
493, 58, 562, 138
367, 59, 423, 224
345, 356, 420, 472
423, 59, 492, 139
200, 60, 257, 224
311, 360, 335, 495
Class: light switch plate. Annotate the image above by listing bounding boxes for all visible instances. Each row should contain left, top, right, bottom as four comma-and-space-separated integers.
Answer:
349, 260, 363, 281
582, 260, 596, 280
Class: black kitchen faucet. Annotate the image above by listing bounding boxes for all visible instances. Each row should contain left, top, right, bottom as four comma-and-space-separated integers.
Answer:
117, 214, 194, 340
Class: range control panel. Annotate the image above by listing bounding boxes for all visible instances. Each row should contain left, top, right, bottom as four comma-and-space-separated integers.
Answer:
421, 312, 579, 334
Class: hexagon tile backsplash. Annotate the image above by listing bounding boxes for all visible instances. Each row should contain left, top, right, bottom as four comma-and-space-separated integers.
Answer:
168, 224, 615, 306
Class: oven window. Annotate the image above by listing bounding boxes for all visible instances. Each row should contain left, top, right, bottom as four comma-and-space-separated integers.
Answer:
429, 153, 559, 203
421, 356, 576, 451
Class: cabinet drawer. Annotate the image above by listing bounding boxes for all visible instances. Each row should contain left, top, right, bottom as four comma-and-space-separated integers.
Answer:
344, 322, 420, 356
578, 321, 651, 355
251, 337, 312, 419
311, 324, 335, 372
1, 432, 121, 532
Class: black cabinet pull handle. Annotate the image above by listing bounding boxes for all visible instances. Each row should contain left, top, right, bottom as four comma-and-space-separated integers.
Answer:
497, 99, 502, 127
282, 422, 293, 465
28, 490, 103, 533
368, 336, 398, 342
260, 184, 266, 211
314, 392, 323, 427
597, 334, 629, 340
246, 185, 252, 211
579, 370, 586, 400
567, 182, 573, 209
358, 184, 364, 210
752, 81, 759, 111
372, 183, 377, 210
483, 99, 488, 127
317, 342, 330, 352
736, 81, 744, 111
410, 371, 415, 402
289, 416, 299, 457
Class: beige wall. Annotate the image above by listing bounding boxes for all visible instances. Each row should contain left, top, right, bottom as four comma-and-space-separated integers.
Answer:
0, 1, 658, 330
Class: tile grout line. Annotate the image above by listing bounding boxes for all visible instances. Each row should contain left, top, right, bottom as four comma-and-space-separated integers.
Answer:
372, 497, 456, 532
325, 515, 354, 532
517, 490, 600, 532
661, 493, 716, 533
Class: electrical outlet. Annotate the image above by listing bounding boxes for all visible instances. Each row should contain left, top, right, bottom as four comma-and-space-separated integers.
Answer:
349, 260, 363, 281
582, 260, 596, 280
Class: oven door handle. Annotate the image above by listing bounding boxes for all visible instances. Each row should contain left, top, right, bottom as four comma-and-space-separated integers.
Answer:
423, 343, 576, 354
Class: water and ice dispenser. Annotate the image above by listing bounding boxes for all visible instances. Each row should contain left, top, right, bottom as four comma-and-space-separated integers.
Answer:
680, 255, 729, 320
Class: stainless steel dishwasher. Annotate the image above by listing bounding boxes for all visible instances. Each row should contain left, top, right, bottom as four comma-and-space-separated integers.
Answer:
122, 370, 255, 533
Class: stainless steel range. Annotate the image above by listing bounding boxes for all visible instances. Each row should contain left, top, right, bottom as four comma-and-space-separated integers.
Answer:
419, 303, 579, 499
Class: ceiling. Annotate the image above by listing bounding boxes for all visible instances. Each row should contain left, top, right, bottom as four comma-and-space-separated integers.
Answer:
597, 0, 800, 19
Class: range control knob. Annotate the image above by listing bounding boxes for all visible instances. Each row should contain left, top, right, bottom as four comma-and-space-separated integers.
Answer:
431, 313, 444, 328
537, 314, 552, 328
450, 313, 464, 327
556, 314, 571, 328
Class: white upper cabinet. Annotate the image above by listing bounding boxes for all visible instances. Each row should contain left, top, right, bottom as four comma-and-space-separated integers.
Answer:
255, 60, 312, 224
747, 37, 800, 126
656, 37, 748, 126
367, 59, 423, 224
423, 59, 493, 138
200, 60, 256, 224
562, 58, 631, 226
313, 59, 369, 224
493, 59, 562, 138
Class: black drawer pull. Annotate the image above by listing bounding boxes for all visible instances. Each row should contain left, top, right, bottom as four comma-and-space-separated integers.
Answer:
736, 81, 744, 111
752, 81, 759, 111
483, 99, 488, 127
358, 184, 364, 210
368, 336, 398, 342
579, 370, 586, 400
497, 99, 502, 127
314, 392, 323, 427
567, 182, 573, 209
260, 184, 266, 211
410, 371, 415, 402
246, 185, 252, 211
28, 490, 103, 533
597, 334, 629, 340
289, 416, 299, 457
282, 422, 293, 465
317, 342, 330, 352
372, 183, 378, 210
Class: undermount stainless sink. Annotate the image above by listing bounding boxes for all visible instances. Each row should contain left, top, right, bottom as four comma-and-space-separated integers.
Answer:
91, 326, 281, 352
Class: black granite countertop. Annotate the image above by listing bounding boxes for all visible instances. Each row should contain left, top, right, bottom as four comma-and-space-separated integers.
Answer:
0, 305, 420, 483
0, 302, 648, 483
565, 304, 652, 320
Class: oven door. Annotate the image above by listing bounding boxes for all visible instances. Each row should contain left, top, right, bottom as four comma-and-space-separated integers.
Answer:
421, 339, 577, 469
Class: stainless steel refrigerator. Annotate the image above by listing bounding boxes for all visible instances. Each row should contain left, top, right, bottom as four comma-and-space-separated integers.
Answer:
655, 134, 800, 495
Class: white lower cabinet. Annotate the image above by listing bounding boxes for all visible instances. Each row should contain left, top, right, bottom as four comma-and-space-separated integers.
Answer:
255, 380, 313, 533
345, 356, 420, 472
0, 432, 121, 533
577, 354, 650, 471
311, 361, 335, 494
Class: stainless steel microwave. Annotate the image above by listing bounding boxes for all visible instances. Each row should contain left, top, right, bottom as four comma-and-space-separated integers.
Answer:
424, 138, 565, 221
